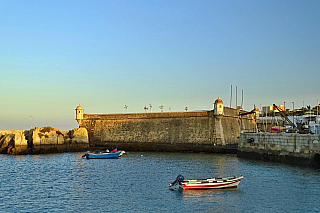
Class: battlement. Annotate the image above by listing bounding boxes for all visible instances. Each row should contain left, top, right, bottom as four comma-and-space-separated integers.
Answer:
82, 111, 211, 121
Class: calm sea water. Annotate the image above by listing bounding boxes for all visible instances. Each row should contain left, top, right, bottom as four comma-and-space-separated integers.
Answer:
0, 151, 319, 213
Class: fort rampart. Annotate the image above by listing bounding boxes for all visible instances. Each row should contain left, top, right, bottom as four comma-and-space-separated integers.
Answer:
77, 101, 258, 153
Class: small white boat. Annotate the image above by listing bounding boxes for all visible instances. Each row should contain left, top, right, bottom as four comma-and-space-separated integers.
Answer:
82, 149, 125, 159
169, 174, 243, 189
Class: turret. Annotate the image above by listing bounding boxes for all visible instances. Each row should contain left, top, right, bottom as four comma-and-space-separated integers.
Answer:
75, 104, 84, 126
214, 97, 224, 115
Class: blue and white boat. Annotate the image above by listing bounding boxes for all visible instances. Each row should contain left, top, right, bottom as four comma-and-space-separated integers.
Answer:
82, 149, 125, 159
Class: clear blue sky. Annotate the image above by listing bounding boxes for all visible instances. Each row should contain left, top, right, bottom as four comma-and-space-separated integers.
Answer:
1, 0, 319, 130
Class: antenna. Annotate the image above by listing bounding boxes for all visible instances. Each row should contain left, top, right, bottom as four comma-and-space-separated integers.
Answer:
317, 100, 319, 123
236, 86, 237, 107
241, 90, 244, 109
230, 85, 232, 108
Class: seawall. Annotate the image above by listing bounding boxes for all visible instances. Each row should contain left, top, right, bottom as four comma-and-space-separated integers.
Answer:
238, 133, 320, 167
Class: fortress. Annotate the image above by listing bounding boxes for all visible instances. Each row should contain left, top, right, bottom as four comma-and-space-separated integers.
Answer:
3, 96, 319, 167
76, 97, 259, 152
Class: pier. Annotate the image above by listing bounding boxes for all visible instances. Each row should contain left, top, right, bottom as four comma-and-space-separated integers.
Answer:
238, 132, 320, 167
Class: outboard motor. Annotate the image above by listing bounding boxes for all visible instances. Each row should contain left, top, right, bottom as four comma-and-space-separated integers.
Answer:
176, 174, 184, 182
82, 151, 90, 159
169, 174, 185, 187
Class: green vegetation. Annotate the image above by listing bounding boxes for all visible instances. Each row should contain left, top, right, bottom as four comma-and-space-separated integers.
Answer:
38, 126, 63, 137
40, 126, 54, 133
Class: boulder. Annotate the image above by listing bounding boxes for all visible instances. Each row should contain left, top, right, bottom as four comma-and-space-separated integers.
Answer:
0, 134, 14, 153
32, 127, 65, 145
0, 131, 28, 154
14, 131, 28, 147
71, 128, 89, 144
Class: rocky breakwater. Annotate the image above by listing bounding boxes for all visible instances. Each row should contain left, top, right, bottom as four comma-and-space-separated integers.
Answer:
0, 127, 89, 155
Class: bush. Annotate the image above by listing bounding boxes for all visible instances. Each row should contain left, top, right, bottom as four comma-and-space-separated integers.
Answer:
40, 127, 54, 133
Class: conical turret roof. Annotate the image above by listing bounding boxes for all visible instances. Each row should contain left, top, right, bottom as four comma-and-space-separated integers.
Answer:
215, 97, 223, 104
76, 104, 84, 110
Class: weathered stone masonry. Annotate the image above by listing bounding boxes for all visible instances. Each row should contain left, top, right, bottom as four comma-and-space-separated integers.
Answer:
76, 98, 259, 152
83, 111, 212, 145
238, 132, 320, 167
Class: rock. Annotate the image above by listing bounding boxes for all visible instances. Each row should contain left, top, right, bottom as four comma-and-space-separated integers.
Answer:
0, 133, 14, 153
31, 127, 88, 146
71, 128, 89, 144
32, 127, 64, 145
0, 131, 29, 154
0, 127, 89, 155
32, 128, 41, 146
14, 131, 28, 146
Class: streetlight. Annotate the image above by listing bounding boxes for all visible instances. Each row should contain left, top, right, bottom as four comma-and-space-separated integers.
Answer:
159, 105, 164, 112
30, 115, 33, 129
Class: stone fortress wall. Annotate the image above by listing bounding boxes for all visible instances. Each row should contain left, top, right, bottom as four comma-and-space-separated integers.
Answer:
76, 98, 259, 152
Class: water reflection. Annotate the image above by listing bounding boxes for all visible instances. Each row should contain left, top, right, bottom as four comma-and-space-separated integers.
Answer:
169, 183, 243, 212
182, 187, 241, 196
181, 188, 242, 212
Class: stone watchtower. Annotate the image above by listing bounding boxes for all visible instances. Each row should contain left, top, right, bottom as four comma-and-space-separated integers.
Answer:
214, 97, 224, 115
213, 97, 225, 145
75, 104, 84, 127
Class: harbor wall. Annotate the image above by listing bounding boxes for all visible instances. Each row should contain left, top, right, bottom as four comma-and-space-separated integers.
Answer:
238, 133, 320, 167
0, 127, 89, 155
78, 107, 258, 153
